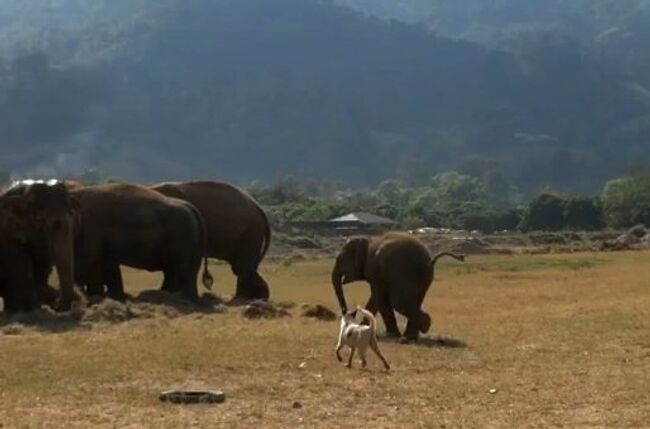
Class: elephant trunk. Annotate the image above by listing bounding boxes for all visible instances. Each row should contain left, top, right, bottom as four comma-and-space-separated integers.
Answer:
51, 221, 75, 311
331, 264, 348, 313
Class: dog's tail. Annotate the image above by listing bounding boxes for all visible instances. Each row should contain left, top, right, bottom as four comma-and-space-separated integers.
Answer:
356, 306, 376, 333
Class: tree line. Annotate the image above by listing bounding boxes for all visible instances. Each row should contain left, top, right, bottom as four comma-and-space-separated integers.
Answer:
249, 170, 650, 233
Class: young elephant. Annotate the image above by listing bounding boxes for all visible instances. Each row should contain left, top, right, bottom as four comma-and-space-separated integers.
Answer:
331, 233, 465, 342
71, 183, 213, 301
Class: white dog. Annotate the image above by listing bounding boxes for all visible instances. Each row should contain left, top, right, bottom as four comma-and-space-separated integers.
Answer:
335, 306, 390, 370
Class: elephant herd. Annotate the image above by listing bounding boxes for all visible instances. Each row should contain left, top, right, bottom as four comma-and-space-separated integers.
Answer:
0, 180, 271, 313
1, 178, 463, 343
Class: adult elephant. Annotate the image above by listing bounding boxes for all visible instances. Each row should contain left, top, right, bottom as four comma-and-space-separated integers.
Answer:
150, 181, 271, 301
71, 183, 213, 301
0, 181, 78, 312
331, 233, 465, 343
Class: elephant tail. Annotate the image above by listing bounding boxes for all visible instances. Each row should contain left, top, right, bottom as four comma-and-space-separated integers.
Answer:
188, 203, 214, 290
431, 252, 465, 268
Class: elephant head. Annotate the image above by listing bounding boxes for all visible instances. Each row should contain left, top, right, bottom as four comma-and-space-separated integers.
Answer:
0, 181, 79, 310
331, 236, 369, 313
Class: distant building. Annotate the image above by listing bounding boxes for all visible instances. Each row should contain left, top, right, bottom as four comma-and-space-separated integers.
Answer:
292, 211, 397, 235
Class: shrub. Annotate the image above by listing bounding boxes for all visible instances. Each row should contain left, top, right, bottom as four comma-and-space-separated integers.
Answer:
601, 174, 650, 227
563, 196, 605, 231
519, 193, 566, 231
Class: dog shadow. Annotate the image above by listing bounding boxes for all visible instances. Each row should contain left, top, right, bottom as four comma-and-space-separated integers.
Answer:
378, 335, 467, 349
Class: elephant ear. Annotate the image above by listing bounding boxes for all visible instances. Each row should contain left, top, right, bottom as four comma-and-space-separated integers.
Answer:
352, 237, 369, 279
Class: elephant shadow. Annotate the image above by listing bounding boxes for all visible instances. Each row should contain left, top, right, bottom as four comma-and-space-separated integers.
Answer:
377, 334, 468, 349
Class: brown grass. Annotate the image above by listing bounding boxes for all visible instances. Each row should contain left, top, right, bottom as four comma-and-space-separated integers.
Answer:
1, 251, 649, 428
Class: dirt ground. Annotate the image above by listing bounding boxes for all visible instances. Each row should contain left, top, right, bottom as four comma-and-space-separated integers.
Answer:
1, 251, 649, 428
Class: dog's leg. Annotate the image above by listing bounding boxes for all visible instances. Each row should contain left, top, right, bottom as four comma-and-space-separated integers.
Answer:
335, 344, 343, 362
358, 344, 368, 368
370, 337, 391, 371
346, 347, 356, 368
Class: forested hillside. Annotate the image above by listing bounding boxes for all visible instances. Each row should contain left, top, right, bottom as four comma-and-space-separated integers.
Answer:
0, 0, 648, 194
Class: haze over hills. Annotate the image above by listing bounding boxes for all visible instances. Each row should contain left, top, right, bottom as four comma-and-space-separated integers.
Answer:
0, 0, 648, 193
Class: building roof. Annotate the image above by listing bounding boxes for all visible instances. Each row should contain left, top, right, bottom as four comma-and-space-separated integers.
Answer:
329, 212, 396, 225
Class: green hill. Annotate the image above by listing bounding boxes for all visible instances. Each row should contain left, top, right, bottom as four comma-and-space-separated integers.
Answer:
0, 0, 648, 192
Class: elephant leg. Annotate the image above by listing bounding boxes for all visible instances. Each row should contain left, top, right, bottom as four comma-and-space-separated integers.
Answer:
8, 256, 37, 313
252, 272, 270, 300
364, 296, 377, 314
181, 258, 200, 302
419, 310, 432, 334
161, 267, 178, 293
76, 237, 106, 297
231, 247, 268, 300
372, 284, 400, 338
232, 269, 257, 301
84, 253, 106, 298
32, 257, 53, 305
104, 262, 125, 301
403, 302, 424, 342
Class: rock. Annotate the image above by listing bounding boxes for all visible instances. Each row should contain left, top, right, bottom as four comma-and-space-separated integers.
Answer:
629, 224, 647, 238
292, 401, 303, 409
301, 304, 337, 321
159, 389, 226, 404
601, 225, 649, 251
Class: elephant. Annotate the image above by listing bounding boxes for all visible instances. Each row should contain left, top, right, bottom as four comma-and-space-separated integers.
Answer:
331, 233, 465, 342
0, 180, 78, 312
70, 183, 213, 301
150, 180, 271, 301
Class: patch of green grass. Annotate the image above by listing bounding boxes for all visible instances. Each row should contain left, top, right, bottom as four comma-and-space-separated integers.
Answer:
455, 254, 611, 275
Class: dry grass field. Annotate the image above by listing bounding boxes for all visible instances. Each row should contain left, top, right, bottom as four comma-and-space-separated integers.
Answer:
1, 251, 649, 428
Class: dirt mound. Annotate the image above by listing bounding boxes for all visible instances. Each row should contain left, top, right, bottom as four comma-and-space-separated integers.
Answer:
82, 299, 137, 323
601, 225, 650, 251
241, 300, 291, 319
301, 304, 337, 321
1, 289, 227, 334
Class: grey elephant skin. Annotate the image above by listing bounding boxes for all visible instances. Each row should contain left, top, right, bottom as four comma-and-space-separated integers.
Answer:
331, 233, 465, 342
70, 183, 212, 301
0, 182, 78, 312
150, 180, 271, 301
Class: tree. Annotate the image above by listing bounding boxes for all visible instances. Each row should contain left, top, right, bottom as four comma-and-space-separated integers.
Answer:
563, 196, 605, 230
430, 171, 487, 208
519, 193, 566, 231
601, 174, 650, 227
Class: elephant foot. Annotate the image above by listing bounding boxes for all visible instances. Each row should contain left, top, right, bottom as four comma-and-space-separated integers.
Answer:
399, 333, 420, 344
385, 329, 401, 339
227, 296, 257, 306
55, 298, 73, 313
